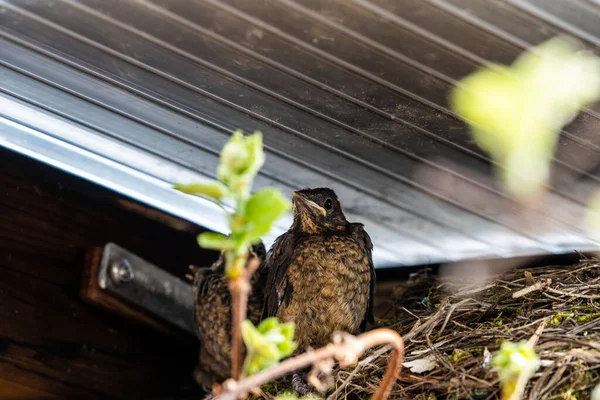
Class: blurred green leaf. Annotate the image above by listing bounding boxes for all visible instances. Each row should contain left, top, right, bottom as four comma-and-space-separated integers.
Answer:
176, 129, 289, 278
174, 181, 229, 200
197, 232, 233, 250
242, 317, 297, 376
492, 340, 540, 400
279, 323, 295, 341
244, 188, 292, 242
450, 36, 600, 201
492, 340, 540, 381
274, 393, 320, 400
256, 317, 278, 334
273, 393, 299, 400
218, 130, 266, 195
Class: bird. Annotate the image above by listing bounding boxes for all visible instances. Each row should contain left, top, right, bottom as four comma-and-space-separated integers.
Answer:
190, 241, 268, 391
262, 187, 375, 352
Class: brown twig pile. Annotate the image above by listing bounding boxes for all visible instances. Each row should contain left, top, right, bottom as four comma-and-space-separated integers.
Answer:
260, 260, 600, 400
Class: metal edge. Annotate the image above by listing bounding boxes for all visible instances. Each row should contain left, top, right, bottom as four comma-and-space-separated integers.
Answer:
0, 94, 401, 267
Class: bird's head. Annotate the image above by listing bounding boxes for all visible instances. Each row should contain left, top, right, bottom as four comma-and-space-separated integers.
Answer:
211, 239, 266, 274
291, 187, 347, 233
250, 241, 267, 262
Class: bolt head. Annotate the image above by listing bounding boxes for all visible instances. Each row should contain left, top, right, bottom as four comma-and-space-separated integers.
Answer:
110, 259, 134, 283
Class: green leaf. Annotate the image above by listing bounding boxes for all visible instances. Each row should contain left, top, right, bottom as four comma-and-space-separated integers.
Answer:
174, 181, 229, 200
492, 340, 540, 400
217, 130, 266, 194
197, 232, 233, 250
241, 320, 264, 349
279, 323, 295, 340
277, 341, 296, 355
449, 36, 600, 201
257, 317, 278, 334
242, 318, 297, 376
244, 188, 292, 241
492, 340, 540, 382
220, 131, 246, 174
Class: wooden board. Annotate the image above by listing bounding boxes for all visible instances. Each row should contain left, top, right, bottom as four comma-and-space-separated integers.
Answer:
0, 148, 214, 399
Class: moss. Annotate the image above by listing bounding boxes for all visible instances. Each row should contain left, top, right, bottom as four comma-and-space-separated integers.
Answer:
582, 370, 599, 384
551, 312, 574, 326
470, 348, 484, 357
575, 312, 600, 323
259, 380, 287, 397
558, 389, 579, 400
448, 348, 473, 364
492, 312, 504, 327
261, 383, 277, 393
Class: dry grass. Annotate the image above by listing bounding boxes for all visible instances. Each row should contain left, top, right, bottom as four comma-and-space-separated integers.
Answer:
260, 260, 600, 400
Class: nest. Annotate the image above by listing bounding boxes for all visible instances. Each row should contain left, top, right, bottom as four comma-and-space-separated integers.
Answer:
260, 260, 600, 400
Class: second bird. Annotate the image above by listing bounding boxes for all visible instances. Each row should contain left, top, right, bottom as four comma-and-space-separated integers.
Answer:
192, 242, 267, 389
263, 188, 375, 350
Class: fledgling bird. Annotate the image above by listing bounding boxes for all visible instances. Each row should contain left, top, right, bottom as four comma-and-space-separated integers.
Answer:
190, 242, 267, 391
263, 187, 375, 351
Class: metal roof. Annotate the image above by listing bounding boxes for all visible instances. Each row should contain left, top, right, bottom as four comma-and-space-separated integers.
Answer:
2, 0, 600, 268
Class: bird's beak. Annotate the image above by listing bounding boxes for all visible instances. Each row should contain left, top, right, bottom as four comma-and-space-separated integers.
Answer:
292, 192, 327, 216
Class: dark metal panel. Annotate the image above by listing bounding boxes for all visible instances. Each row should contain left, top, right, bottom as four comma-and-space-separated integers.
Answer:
0, 40, 489, 258
510, 0, 600, 45
435, 0, 561, 47
1, 0, 600, 267
357, 0, 524, 64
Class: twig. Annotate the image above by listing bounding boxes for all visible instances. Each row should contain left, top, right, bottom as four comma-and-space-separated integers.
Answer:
546, 287, 600, 299
215, 328, 405, 400
453, 283, 495, 298
425, 334, 472, 400
438, 298, 474, 337
512, 279, 552, 299
228, 256, 260, 381
403, 298, 459, 342
327, 346, 391, 400
524, 271, 535, 286
527, 320, 546, 347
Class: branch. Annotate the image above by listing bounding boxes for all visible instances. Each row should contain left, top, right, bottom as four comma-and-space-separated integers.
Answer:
215, 328, 405, 400
512, 279, 552, 299
527, 319, 545, 347
228, 256, 260, 381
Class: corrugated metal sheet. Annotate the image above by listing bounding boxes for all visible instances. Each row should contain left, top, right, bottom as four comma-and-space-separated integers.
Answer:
2, 0, 600, 267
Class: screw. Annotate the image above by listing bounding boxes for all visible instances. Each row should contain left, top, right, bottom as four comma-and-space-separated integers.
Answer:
110, 259, 134, 283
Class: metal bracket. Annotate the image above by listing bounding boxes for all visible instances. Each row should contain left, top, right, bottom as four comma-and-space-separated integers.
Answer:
96, 242, 195, 335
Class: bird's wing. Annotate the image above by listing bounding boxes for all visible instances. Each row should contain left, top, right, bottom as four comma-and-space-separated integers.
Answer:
192, 254, 224, 337
351, 223, 376, 331
262, 232, 296, 319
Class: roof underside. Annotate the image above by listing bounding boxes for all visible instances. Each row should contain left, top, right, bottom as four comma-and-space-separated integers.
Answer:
2, 0, 600, 268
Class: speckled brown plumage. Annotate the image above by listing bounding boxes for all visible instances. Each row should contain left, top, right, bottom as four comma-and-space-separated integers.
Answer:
191, 242, 267, 390
263, 188, 375, 351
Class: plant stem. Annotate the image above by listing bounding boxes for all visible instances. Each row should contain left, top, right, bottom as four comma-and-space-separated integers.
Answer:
215, 328, 405, 400
229, 256, 260, 381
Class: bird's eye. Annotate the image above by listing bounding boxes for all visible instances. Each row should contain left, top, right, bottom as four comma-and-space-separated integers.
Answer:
324, 198, 333, 211
253, 245, 265, 258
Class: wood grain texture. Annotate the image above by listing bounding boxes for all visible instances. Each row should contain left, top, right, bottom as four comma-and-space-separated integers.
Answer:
0, 149, 215, 399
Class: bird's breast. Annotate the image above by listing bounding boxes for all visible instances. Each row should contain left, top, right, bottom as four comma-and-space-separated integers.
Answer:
294, 235, 369, 271
278, 234, 371, 347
